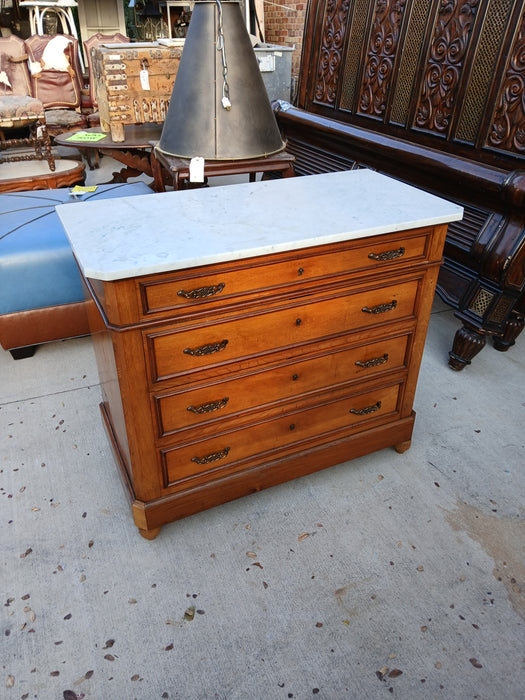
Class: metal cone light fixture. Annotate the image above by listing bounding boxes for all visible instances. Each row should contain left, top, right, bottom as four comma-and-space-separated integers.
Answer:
157, 0, 285, 160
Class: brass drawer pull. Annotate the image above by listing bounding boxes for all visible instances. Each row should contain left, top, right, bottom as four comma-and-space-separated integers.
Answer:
187, 397, 229, 414
362, 300, 397, 314
368, 247, 405, 261
355, 353, 389, 368
191, 446, 230, 465
183, 339, 228, 356
350, 401, 381, 416
177, 283, 225, 299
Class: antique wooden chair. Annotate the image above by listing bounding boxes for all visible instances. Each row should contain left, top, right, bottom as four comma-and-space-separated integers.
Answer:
82, 31, 128, 120
24, 33, 87, 136
0, 34, 55, 170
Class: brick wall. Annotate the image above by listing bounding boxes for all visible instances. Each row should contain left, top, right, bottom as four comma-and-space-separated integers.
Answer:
262, 0, 307, 89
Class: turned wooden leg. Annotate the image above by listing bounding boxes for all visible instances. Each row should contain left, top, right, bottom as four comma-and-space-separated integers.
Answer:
394, 440, 411, 454
150, 150, 166, 192
448, 325, 486, 371
138, 526, 161, 540
493, 312, 525, 352
40, 124, 56, 172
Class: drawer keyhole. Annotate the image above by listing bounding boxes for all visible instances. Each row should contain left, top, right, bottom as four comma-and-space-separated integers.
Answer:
296, 318, 302, 326
292, 374, 299, 381
298, 267, 304, 276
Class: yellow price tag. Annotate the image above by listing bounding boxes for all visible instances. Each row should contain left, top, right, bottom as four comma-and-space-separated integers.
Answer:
70, 185, 98, 193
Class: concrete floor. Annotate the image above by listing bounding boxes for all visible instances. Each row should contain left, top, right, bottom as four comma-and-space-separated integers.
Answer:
1, 154, 524, 699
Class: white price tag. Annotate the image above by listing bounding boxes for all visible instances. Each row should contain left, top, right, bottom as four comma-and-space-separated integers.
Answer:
140, 68, 150, 90
189, 157, 205, 183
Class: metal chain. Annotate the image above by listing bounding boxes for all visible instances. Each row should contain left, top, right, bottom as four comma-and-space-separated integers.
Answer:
215, 0, 231, 109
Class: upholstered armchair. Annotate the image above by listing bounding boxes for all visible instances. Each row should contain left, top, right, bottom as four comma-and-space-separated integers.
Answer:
24, 33, 87, 136
0, 34, 54, 170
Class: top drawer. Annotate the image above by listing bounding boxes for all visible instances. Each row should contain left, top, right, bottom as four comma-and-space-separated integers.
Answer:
136, 228, 433, 321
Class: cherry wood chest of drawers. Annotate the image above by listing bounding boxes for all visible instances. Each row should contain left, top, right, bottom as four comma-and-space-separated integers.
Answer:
57, 171, 462, 538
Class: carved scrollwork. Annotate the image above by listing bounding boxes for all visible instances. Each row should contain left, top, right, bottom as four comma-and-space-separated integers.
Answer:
488, 11, 525, 154
361, 300, 397, 314
355, 353, 389, 368
415, 0, 478, 134
183, 339, 228, 356
314, 0, 351, 104
177, 283, 225, 299
187, 397, 229, 414
358, 0, 406, 117
191, 447, 230, 465
368, 246, 405, 261
350, 401, 382, 415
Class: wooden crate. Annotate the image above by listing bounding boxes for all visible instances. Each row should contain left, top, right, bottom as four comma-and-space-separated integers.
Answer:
92, 42, 182, 142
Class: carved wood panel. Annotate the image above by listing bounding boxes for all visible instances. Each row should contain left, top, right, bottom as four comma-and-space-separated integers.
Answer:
300, 0, 525, 168
488, 8, 525, 154
414, 0, 479, 135
357, 0, 407, 118
314, 0, 352, 105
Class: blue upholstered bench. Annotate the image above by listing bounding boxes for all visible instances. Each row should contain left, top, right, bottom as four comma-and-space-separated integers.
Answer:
0, 182, 153, 359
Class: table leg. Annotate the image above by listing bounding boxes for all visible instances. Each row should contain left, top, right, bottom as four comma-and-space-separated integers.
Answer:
151, 151, 166, 192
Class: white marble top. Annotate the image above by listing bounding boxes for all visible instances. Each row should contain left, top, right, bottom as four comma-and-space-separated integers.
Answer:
56, 170, 463, 281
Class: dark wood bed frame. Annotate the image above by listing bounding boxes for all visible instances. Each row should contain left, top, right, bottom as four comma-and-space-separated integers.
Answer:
273, 0, 525, 370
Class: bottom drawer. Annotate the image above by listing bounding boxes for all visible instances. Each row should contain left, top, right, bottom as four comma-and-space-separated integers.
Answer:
161, 380, 403, 490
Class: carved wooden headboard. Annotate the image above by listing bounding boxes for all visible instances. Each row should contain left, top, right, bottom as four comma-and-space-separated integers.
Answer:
274, 0, 525, 371
296, 0, 523, 171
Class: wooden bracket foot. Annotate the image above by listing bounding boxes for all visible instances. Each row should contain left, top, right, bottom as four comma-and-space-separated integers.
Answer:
138, 527, 161, 540
394, 440, 411, 454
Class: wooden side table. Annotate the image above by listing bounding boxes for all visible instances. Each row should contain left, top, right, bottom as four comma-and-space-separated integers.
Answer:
151, 148, 296, 191
54, 125, 165, 189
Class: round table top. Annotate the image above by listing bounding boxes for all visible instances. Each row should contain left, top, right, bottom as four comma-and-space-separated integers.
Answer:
0, 158, 85, 193
54, 124, 164, 150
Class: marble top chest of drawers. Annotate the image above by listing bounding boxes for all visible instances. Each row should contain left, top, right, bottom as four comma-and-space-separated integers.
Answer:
57, 170, 462, 538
